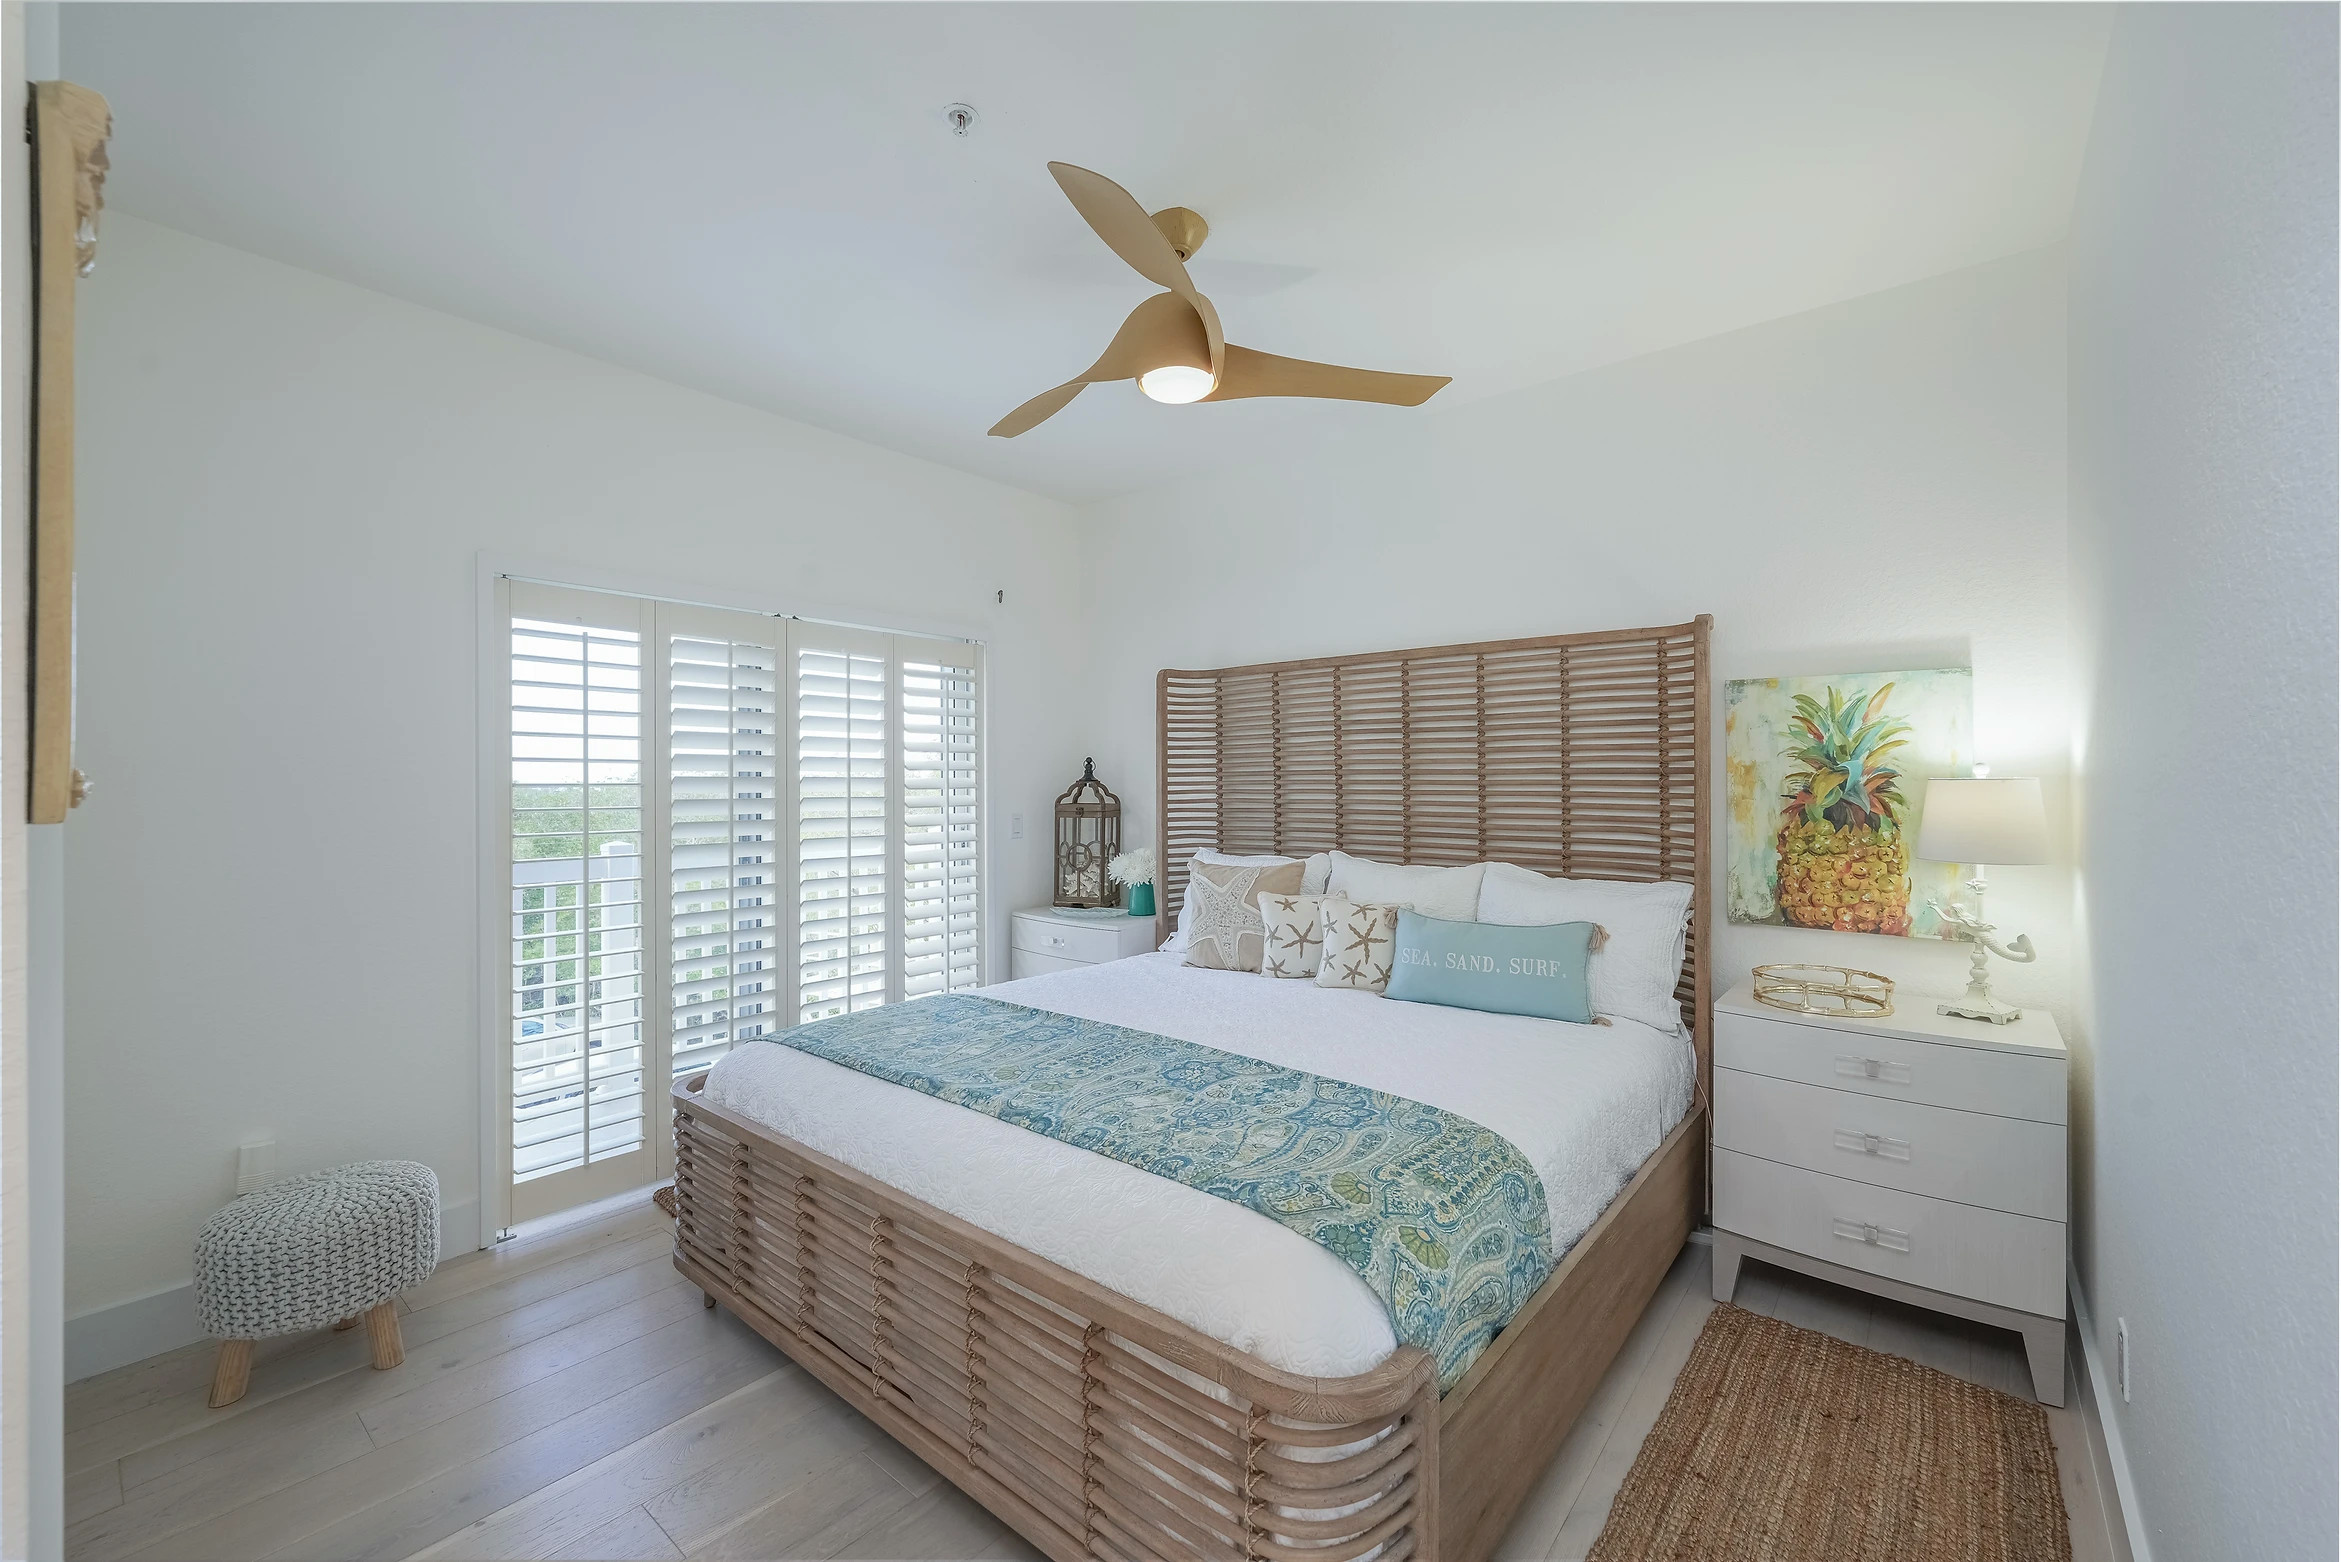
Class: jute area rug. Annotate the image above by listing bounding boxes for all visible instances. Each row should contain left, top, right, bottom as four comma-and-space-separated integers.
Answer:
1588, 1304, 2071, 1562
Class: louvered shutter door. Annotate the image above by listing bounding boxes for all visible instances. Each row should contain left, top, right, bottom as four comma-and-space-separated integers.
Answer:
900, 651, 982, 997
504, 583, 653, 1215
791, 626, 895, 1022
665, 613, 785, 1082
496, 585, 983, 1227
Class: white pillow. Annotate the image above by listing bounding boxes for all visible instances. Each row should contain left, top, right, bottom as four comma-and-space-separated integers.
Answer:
1257, 891, 1333, 978
1325, 852, 1485, 923
1165, 849, 1332, 951
1315, 897, 1401, 993
1476, 862, 1693, 1033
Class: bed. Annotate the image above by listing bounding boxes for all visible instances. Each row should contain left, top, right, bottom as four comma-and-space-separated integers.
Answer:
673, 616, 1713, 1562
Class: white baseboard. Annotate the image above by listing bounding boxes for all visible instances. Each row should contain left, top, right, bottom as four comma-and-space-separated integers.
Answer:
504, 1180, 663, 1246
65, 1196, 480, 1383
2069, 1264, 2151, 1562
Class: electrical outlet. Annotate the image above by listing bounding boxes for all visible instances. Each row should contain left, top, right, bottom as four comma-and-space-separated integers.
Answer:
1010, 812, 1024, 840
236, 1139, 275, 1197
2116, 1317, 2131, 1401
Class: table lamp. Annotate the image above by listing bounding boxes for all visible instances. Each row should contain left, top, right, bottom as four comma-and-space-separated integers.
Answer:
1914, 768, 2049, 1024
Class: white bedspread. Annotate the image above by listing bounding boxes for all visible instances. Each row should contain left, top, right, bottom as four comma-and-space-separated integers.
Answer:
700, 952, 1694, 1380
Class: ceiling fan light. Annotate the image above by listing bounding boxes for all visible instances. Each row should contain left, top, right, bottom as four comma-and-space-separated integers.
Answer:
1138, 365, 1214, 405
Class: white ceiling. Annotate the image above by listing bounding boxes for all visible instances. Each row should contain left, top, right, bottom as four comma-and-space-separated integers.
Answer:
63, 3, 2111, 503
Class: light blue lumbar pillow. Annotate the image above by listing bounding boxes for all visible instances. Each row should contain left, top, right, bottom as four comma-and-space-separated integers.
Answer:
1383, 909, 1601, 1025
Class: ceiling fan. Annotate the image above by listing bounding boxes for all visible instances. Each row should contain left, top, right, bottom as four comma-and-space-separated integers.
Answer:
989, 163, 1452, 437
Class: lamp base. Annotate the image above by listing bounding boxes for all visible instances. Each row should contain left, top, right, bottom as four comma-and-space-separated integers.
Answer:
1936, 908, 2028, 1025
1938, 996, 2023, 1025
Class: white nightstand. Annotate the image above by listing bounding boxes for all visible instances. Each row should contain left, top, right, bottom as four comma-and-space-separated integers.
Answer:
1709, 981, 2070, 1403
1009, 907, 1159, 979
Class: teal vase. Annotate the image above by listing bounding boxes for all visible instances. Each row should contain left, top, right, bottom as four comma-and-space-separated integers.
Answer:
1128, 882, 1155, 918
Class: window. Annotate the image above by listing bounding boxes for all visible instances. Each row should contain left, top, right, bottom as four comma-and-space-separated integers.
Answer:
507, 605, 646, 1191
498, 582, 983, 1223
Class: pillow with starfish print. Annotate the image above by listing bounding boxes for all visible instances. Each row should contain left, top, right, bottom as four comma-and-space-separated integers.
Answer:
1180, 859, 1306, 972
1315, 897, 1403, 993
1257, 892, 1334, 979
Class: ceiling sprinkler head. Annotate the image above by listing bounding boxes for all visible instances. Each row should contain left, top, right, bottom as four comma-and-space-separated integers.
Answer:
943, 103, 979, 138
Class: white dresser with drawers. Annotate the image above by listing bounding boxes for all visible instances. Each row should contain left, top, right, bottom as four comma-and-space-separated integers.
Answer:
1710, 981, 2069, 1402
1009, 907, 1159, 979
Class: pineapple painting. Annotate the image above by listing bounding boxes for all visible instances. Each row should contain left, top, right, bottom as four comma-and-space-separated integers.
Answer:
1725, 669, 1973, 938
1774, 685, 1913, 934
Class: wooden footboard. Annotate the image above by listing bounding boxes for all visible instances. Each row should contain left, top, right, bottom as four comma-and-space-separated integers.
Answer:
1439, 1110, 1701, 1561
673, 1074, 1703, 1562
673, 1074, 1443, 1562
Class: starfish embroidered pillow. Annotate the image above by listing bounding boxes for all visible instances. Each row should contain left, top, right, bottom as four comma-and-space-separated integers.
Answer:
1181, 860, 1306, 972
1257, 892, 1333, 979
1315, 897, 1403, 993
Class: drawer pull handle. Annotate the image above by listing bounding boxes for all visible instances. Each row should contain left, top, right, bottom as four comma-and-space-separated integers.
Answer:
1832, 1128, 1913, 1162
1834, 1054, 1912, 1086
1831, 1218, 1911, 1253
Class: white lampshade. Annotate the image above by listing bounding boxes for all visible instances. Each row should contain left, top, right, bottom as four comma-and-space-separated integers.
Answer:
1914, 776, 2049, 865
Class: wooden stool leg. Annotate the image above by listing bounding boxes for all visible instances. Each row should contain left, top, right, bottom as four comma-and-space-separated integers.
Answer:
333, 1316, 358, 1331
209, 1340, 253, 1408
362, 1301, 403, 1370
703, 1291, 717, 1309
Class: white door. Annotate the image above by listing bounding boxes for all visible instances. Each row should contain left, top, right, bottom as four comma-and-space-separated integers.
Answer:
661, 603, 789, 1076
501, 582, 659, 1222
494, 584, 985, 1228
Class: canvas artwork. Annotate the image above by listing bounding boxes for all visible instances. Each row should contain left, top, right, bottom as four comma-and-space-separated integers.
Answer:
1725, 668, 1975, 938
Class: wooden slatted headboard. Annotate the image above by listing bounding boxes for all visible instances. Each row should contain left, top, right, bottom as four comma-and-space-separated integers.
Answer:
1156, 615, 1713, 1101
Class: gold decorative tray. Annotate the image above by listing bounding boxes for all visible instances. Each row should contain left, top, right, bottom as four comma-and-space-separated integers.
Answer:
1751, 963, 1896, 1019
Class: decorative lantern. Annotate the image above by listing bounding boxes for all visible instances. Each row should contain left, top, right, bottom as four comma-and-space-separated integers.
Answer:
1053, 758, 1121, 908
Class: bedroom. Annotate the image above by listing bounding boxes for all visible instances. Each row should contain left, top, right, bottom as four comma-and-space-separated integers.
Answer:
0, 3, 2331, 1561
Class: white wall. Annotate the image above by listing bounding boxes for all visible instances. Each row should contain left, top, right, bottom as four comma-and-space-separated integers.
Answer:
9, 3, 67, 1554
64, 216, 1088, 1337
8, 4, 66, 1553
1083, 249, 2075, 1019
2065, 8, 2338, 1561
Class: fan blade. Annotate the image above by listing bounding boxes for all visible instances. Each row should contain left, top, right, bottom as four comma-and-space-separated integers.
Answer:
1186, 289, 1226, 385
1201, 345, 1451, 406
1082, 291, 1211, 382
1048, 163, 1224, 382
1048, 162, 1191, 293
989, 292, 1214, 438
988, 381, 1086, 438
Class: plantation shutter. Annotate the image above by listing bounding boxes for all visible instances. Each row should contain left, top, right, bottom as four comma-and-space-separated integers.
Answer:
654, 607, 986, 1037
497, 582, 982, 1227
901, 652, 983, 997
665, 609, 786, 1082
790, 625, 895, 1022
503, 582, 655, 1219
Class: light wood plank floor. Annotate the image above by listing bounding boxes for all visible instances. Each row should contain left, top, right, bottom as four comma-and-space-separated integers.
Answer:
64, 1207, 2116, 1561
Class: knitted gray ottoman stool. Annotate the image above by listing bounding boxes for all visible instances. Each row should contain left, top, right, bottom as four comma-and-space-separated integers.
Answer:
194, 1159, 439, 1407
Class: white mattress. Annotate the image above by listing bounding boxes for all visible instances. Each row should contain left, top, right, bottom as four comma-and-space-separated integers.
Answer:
700, 952, 1695, 1381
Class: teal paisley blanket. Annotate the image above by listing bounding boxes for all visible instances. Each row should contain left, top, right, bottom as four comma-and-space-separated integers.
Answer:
763, 992, 1553, 1391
